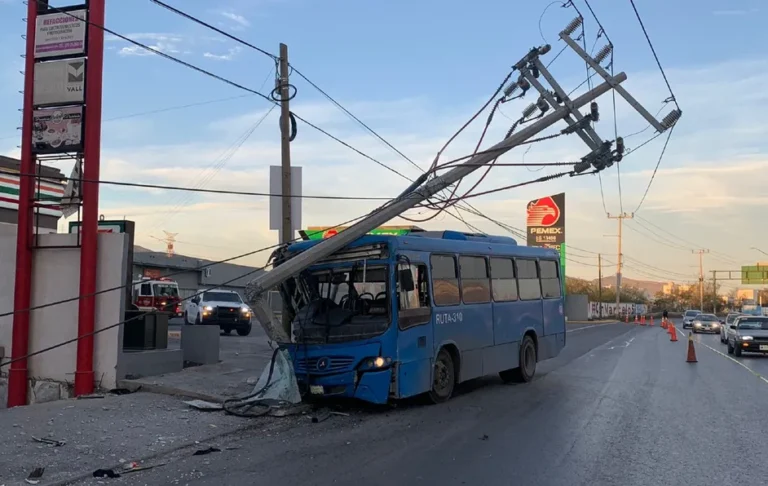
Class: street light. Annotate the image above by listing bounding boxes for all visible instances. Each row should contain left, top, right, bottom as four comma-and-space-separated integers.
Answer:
751, 247, 768, 257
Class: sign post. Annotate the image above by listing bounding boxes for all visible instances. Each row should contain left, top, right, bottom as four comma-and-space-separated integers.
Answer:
525, 193, 566, 294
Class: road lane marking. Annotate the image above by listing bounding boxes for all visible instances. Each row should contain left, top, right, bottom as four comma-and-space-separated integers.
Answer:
673, 324, 768, 383
567, 322, 622, 333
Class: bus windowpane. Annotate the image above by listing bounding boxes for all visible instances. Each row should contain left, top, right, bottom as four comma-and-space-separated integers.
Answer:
431, 255, 460, 306
541, 278, 561, 298
518, 279, 542, 300
459, 256, 488, 279
516, 259, 538, 279
490, 258, 515, 279
492, 278, 518, 301
539, 260, 558, 279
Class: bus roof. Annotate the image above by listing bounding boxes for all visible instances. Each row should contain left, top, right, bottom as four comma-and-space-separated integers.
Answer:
286, 231, 560, 259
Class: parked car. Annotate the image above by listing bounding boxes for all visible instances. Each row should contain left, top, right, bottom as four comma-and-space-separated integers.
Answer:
720, 313, 745, 343
184, 289, 253, 336
726, 316, 768, 357
682, 309, 702, 329
691, 313, 720, 334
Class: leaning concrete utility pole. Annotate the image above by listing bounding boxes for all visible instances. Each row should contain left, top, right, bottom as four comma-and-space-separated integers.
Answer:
247, 16, 681, 344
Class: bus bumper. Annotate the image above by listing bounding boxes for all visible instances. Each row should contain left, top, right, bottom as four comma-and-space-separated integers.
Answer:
296, 368, 392, 405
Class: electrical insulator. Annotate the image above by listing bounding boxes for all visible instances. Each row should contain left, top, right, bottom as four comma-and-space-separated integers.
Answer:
522, 103, 537, 119
537, 97, 549, 113
615, 136, 625, 155
573, 160, 592, 174
561, 17, 583, 37
503, 81, 519, 98
660, 109, 682, 129
594, 44, 613, 65
538, 44, 552, 56
590, 102, 599, 122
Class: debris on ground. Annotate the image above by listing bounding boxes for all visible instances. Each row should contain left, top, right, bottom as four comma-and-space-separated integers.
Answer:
92, 468, 121, 478
25, 467, 45, 484
193, 447, 221, 456
183, 400, 223, 411
311, 409, 331, 423
32, 436, 66, 447
77, 393, 105, 400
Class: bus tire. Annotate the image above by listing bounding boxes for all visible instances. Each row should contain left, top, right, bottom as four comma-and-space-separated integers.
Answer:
429, 348, 455, 404
500, 335, 537, 383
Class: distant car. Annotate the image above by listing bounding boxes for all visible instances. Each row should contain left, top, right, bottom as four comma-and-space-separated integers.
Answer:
720, 313, 745, 343
726, 316, 768, 357
691, 313, 720, 334
682, 310, 702, 329
184, 289, 253, 336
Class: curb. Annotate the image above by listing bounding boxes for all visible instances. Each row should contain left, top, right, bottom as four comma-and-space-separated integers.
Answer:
117, 380, 225, 404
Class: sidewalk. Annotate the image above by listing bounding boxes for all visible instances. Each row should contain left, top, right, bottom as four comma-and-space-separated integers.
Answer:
119, 326, 275, 402
0, 392, 268, 486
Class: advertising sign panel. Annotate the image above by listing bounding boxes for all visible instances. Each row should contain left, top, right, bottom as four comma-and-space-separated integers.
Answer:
32, 106, 83, 154
304, 225, 423, 240
33, 58, 86, 106
526, 192, 566, 291
34, 9, 87, 59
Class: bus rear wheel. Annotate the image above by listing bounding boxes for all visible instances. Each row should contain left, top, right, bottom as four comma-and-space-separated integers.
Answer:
500, 335, 537, 383
429, 348, 455, 404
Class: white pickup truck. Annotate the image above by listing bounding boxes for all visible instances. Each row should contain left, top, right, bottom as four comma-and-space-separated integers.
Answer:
184, 289, 253, 336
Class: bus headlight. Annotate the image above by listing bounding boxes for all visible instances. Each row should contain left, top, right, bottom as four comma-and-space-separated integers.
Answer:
204, 306, 213, 311
359, 356, 392, 370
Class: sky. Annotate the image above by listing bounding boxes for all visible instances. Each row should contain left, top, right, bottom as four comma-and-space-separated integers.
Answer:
0, 0, 766, 292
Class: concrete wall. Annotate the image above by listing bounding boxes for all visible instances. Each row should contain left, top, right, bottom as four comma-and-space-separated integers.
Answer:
565, 294, 589, 321
0, 224, 127, 398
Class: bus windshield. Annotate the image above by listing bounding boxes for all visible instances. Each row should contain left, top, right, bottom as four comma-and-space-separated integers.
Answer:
292, 263, 390, 344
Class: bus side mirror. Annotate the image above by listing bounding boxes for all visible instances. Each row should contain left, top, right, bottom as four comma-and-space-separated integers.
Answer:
191, 297, 199, 304
730, 325, 737, 330
399, 269, 415, 292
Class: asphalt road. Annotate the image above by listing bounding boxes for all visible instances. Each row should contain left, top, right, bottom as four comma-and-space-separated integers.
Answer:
75, 320, 768, 485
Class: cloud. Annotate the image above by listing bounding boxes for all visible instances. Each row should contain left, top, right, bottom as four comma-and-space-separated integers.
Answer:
203, 46, 242, 61
219, 11, 251, 29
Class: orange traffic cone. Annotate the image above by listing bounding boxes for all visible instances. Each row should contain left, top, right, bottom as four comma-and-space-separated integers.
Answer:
670, 323, 678, 342
634, 315, 638, 324
641, 315, 646, 326
625, 314, 629, 323
686, 332, 697, 363
661, 318, 668, 330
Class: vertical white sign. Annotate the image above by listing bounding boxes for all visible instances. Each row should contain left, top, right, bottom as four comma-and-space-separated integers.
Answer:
269, 165, 303, 238
33, 58, 86, 105
35, 9, 88, 59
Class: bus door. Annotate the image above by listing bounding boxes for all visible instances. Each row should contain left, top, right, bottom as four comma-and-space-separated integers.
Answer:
538, 259, 564, 337
395, 259, 434, 398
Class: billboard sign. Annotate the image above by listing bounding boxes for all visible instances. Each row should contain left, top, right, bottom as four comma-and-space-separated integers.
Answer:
526, 192, 566, 292
32, 106, 83, 154
33, 58, 86, 106
68, 220, 128, 234
304, 225, 423, 240
741, 265, 768, 285
34, 9, 87, 59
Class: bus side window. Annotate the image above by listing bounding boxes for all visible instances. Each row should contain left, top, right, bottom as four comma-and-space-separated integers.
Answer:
539, 260, 561, 298
459, 256, 490, 304
140, 283, 152, 296
490, 257, 518, 301
430, 254, 460, 306
398, 263, 429, 310
516, 259, 541, 300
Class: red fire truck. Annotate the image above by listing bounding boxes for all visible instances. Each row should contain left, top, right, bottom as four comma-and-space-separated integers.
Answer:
132, 277, 183, 316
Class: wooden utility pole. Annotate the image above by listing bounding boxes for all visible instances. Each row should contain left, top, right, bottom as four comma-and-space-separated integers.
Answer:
607, 212, 633, 308
598, 253, 603, 319
694, 249, 709, 311
278, 43, 293, 335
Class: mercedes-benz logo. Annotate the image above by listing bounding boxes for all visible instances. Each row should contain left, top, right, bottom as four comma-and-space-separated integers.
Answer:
316, 357, 329, 371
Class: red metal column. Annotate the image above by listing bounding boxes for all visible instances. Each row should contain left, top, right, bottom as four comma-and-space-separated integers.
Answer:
7, 0, 41, 408
74, 0, 106, 396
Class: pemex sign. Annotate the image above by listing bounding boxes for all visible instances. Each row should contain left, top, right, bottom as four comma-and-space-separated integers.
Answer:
526, 192, 566, 292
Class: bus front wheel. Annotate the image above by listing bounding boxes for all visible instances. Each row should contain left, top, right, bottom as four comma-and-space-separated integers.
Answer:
429, 348, 455, 404
500, 335, 537, 383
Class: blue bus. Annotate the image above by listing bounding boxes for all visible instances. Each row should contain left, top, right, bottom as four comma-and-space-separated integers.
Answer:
279, 230, 566, 404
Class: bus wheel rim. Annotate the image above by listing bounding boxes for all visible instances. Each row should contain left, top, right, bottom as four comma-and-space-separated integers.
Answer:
434, 359, 450, 394
524, 344, 535, 374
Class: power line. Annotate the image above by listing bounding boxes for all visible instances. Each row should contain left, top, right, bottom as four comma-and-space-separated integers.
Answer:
149, 0, 278, 60
633, 124, 675, 213
0, 169, 394, 200
633, 215, 741, 265
627, 0, 679, 109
